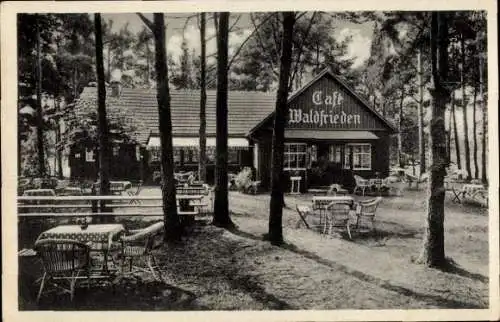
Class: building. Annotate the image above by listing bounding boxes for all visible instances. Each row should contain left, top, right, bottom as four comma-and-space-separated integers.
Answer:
71, 69, 396, 191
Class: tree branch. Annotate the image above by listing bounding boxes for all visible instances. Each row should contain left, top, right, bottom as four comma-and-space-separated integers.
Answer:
227, 12, 278, 70
289, 12, 317, 90
136, 13, 154, 32
249, 13, 279, 76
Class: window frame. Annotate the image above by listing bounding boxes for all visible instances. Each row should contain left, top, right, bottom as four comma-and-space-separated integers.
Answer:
347, 143, 372, 170
328, 144, 342, 163
284, 142, 307, 171
85, 148, 95, 162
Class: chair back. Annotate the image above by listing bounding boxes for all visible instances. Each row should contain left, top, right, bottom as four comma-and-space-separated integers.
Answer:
122, 222, 164, 252
130, 181, 143, 195
326, 202, 351, 226
357, 197, 383, 217
354, 175, 368, 186
327, 184, 342, 195
34, 238, 90, 274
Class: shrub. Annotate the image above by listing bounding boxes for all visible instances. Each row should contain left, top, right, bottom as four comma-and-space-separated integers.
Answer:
234, 167, 253, 192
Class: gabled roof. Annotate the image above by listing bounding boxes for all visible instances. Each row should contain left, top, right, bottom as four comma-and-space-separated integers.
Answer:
76, 87, 276, 145
248, 68, 397, 136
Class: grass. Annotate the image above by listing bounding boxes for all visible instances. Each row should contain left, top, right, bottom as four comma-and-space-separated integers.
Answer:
18, 187, 489, 310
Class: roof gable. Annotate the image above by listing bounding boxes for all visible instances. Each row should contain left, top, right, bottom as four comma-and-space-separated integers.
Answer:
249, 69, 396, 135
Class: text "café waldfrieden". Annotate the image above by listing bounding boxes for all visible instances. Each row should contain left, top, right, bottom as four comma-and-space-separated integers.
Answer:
288, 90, 362, 127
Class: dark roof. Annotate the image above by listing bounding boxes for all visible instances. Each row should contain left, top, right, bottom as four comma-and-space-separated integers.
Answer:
77, 87, 276, 144
248, 68, 397, 136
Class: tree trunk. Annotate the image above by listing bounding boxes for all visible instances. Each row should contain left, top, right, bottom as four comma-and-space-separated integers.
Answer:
94, 13, 112, 223
478, 32, 487, 185
418, 12, 449, 268
268, 12, 295, 246
212, 12, 234, 228
152, 13, 181, 241
35, 20, 46, 177
417, 49, 426, 174
460, 34, 471, 181
472, 85, 479, 179
198, 12, 207, 183
107, 45, 111, 83
146, 43, 150, 87
398, 90, 404, 168
55, 99, 63, 179
451, 91, 461, 169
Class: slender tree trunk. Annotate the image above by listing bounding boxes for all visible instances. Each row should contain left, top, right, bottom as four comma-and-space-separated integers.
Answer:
417, 49, 426, 174
198, 12, 207, 183
145, 43, 150, 87
398, 90, 404, 168
451, 91, 461, 169
418, 12, 449, 268
107, 45, 111, 83
478, 32, 487, 185
35, 20, 46, 177
55, 99, 63, 179
212, 12, 234, 228
460, 34, 472, 180
472, 85, 479, 179
94, 14, 113, 223
268, 12, 295, 245
152, 13, 181, 241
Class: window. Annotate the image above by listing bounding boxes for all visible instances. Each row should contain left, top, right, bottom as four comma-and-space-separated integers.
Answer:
284, 143, 307, 170
329, 145, 342, 163
206, 147, 215, 163
188, 148, 198, 163
150, 148, 160, 162
228, 149, 239, 164
85, 149, 95, 162
174, 148, 181, 164
349, 144, 371, 170
136, 146, 141, 161
310, 145, 317, 163
112, 146, 119, 157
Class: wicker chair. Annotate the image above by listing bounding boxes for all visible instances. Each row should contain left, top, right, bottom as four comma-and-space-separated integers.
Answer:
355, 197, 383, 232
324, 202, 352, 239
353, 175, 371, 196
115, 221, 164, 282
34, 238, 91, 303
326, 184, 348, 196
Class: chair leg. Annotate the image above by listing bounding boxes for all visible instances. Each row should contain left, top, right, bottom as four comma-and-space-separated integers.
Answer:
36, 272, 47, 304
70, 275, 76, 302
147, 255, 159, 281
346, 223, 352, 240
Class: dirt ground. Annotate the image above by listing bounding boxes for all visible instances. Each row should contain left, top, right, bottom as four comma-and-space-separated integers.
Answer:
19, 187, 489, 310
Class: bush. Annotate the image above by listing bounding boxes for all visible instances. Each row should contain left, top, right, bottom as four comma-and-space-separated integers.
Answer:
234, 167, 253, 192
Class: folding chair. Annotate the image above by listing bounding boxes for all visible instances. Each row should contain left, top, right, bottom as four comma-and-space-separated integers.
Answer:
295, 205, 312, 229
127, 181, 143, 205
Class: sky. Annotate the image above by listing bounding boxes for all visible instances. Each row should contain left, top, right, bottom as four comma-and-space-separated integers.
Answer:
102, 12, 374, 69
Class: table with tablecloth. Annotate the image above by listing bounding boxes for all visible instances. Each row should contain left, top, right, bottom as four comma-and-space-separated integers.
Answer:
37, 224, 125, 272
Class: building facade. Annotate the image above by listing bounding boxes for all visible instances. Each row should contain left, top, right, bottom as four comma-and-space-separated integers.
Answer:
71, 69, 396, 190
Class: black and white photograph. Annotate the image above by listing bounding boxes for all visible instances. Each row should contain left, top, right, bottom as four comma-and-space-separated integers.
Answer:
1, 1, 498, 321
